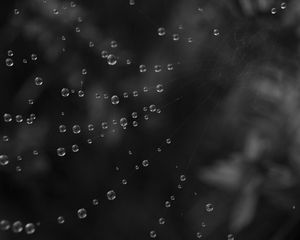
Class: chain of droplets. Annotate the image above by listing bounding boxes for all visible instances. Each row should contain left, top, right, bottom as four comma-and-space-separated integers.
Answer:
2, 0, 221, 237
2, 0, 288, 238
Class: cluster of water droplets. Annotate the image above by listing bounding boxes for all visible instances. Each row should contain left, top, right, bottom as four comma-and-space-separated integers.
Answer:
1, 0, 288, 238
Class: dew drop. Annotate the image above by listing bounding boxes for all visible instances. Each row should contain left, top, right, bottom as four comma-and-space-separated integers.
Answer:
25, 223, 35, 235
34, 77, 43, 86
77, 208, 87, 219
156, 84, 164, 93
206, 203, 214, 212
158, 217, 165, 225
0, 220, 10, 231
61, 88, 70, 97
158, 27, 166, 36
227, 234, 234, 240
72, 125, 81, 134
12, 221, 23, 233
271, 8, 277, 14
3, 113, 12, 122
0, 155, 9, 166
111, 95, 120, 105
57, 147, 66, 157
142, 159, 149, 167
5, 58, 14, 67
107, 190, 116, 200
150, 230, 157, 238
107, 54, 117, 65
213, 29, 220, 36
92, 199, 99, 206
57, 216, 65, 224
139, 64, 147, 73
120, 118, 128, 127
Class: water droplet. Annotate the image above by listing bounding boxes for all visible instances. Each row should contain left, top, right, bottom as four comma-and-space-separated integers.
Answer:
271, 8, 277, 14
102, 122, 108, 129
34, 77, 43, 86
158, 27, 166, 36
129, 0, 135, 6
142, 159, 149, 167
227, 234, 234, 240
167, 64, 173, 71
7, 50, 13, 57
206, 203, 214, 212
3, 113, 12, 122
25, 223, 35, 235
213, 29, 220, 36
281, 2, 287, 9
156, 84, 164, 93
12, 221, 23, 233
16, 115, 23, 123
57, 216, 65, 224
180, 174, 186, 182
149, 104, 157, 112
92, 199, 99, 206
0, 155, 9, 166
31, 54, 37, 61
173, 33, 180, 41
88, 124, 94, 131
107, 54, 117, 65
72, 125, 81, 134
5, 58, 14, 67
14, 9, 20, 15
78, 90, 84, 97
120, 118, 128, 127
111, 95, 120, 105
158, 217, 165, 225
72, 144, 79, 152
107, 190, 116, 200
154, 65, 162, 72
0, 220, 10, 231
77, 208, 87, 219
59, 125, 67, 133
196, 232, 202, 238
61, 88, 70, 97
57, 147, 66, 157
139, 64, 147, 73
81, 68, 87, 75
110, 40, 118, 48
165, 201, 171, 208
150, 230, 157, 238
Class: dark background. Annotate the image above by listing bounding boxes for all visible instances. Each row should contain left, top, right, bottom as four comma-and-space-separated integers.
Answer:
0, 0, 300, 239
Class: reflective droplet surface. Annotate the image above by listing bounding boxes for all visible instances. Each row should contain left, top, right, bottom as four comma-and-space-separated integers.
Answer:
111, 95, 120, 105
12, 221, 23, 233
34, 77, 43, 86
107, 54, 117, 65
107, 190, 116, 200
57, 147, 66, 157
77, 208, 87, 219
57, 216, 65, 224
0, 155, 9, 166
25, 223, 35, 235
206, 203, 214, 212
150, 230, 157, 238
72, 125, 81, 134
61, 88, 70, 97
0, 220, 10, 231
5, 58, 14, 67
158, 27, 166, 36
3, 113, 12, 122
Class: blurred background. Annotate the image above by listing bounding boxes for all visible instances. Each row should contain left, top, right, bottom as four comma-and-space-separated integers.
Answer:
0, 0, 300, 239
